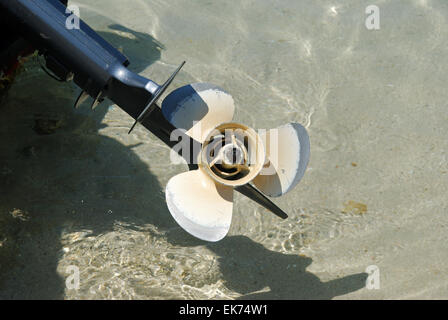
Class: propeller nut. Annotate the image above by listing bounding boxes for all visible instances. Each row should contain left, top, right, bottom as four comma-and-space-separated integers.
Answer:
200, 122, 265, 186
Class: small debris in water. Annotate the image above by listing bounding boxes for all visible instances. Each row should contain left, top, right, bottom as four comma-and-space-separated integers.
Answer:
9, 208, 29, 221
33, 115, 64, 135
342, 200, 367, 215
351, 162, 358, 167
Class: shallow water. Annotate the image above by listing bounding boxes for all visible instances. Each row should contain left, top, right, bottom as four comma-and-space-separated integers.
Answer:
1, 0, 447, 299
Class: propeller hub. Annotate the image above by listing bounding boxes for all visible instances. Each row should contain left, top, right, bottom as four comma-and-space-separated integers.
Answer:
221, 144, 244, 166
200, 123, 265, 186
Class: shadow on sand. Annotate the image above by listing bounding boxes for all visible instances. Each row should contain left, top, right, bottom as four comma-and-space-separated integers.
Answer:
0, 24, 366, 299
208, 236, 366, 299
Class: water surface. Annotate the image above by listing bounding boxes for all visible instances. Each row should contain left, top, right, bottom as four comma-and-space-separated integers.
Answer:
0, 0, 447, 299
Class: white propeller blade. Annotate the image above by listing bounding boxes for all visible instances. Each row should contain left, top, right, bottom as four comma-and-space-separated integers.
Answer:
161, 82, 310, 241
162, 83, 235, 142
166, 170, 233, 242
253, 123, 310, 197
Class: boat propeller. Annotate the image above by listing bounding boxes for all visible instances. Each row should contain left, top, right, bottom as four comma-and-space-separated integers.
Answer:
157, 82, 311, 241
2, 0, 309, 242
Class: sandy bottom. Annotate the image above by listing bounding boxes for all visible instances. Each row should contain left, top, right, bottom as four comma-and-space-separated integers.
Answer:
0, 0, 447, 299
